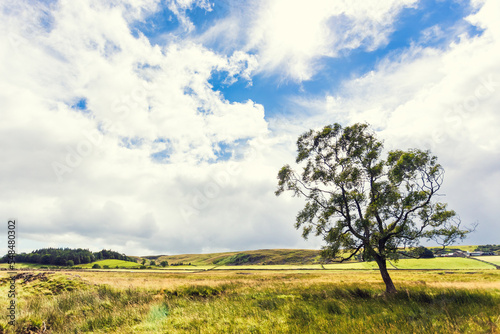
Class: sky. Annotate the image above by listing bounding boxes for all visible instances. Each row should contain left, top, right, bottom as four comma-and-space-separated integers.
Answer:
0, 0, 499, 256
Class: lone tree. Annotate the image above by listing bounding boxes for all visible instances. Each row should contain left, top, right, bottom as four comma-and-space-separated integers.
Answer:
276, 123, 472, 293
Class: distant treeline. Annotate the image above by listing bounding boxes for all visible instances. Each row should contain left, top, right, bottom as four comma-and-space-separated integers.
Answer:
0, 248, 136, 266
475, 244, 500, 253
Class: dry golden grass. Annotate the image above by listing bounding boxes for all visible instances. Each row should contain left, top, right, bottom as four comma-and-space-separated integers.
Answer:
39, 268, 500, 292
0, 268, 498, 333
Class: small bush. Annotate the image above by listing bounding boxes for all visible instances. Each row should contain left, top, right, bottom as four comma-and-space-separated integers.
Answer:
92, 264, 101, 269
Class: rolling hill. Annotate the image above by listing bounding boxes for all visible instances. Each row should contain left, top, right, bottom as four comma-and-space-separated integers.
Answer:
141, 245, 496, 267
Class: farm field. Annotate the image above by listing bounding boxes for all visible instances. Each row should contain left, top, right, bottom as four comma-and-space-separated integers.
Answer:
74, 259, 141, 269
384, 257, 497, 270
475, 256, 500, 266
2, 256, 497, 272
0, 268, 499, 333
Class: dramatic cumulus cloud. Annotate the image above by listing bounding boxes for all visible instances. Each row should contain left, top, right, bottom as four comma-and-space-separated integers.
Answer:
0, 0, 306, 255
202, 0, 417, 81
291, 0, 500, 245
0, 0, 497, 256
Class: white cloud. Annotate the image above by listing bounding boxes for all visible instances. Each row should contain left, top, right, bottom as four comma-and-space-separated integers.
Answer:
203, 0, 417, 81
3, 0, 497, 257
0, 0, 320, 255
292, 0, 500, 245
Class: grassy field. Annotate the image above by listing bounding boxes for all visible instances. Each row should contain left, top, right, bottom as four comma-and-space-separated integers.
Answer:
74, 259, 141, 269
475, 256, 500, 266
212, 257, 496, 270
386, 257, 497, 270
0, 269, 499, 333
4, 256, 496, 273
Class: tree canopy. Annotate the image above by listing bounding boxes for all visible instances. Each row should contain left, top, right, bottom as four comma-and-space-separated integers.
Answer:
276, 123, 472, 293
0, 247, 135, 266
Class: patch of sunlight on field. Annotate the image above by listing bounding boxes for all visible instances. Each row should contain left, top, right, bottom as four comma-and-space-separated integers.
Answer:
74, 259, 140, 268
474, 256, 500, 266
322, 258, 496, 270
389, 258, 496, 269
215, 264, 323, 270
323, 262, 379, 269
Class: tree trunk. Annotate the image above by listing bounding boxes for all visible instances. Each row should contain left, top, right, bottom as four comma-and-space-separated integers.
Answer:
375, 257, 397, 294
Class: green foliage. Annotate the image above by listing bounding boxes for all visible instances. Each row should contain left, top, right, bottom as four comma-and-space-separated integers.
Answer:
92, 264, 101, 269
276, 123, 473, 293
475, 244, 500, 254
417, 247, 435, 259
400, 246, 435, 259
66, 260, 74, 267
0, 247, 134, 265
160, 261, 168, 267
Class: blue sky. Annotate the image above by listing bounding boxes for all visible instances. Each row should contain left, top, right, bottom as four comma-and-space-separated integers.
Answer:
130, 0, 484, 119
1, 0, 499, 255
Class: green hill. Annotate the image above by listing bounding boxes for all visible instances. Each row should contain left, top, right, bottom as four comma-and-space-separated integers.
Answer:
144, 245, 495, 267
148, 249, 322, 266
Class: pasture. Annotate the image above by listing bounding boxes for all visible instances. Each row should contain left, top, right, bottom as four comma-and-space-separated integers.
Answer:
73, 259, 142, 269
475, 256, 500, 266
0, 267, 499, 333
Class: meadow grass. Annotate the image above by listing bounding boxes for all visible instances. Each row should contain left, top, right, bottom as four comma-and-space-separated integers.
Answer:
386, 257, 496, 270
74, 259, 141, 269
0, 269, 498, 333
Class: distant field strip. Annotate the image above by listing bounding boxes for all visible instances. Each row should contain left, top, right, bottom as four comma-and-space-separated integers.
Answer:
218, 258, 496, 270
473, 256, 500, 266
74, 259, 140, 268
2, 257, 497, 272
379, 258, 496, 270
